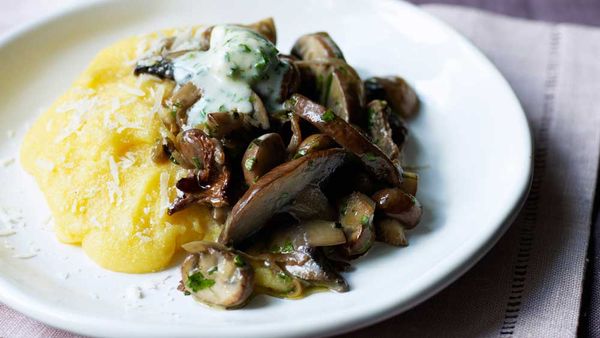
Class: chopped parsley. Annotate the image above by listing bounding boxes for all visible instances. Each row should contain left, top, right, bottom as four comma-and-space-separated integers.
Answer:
360, 215, 370, 226
191, 157, 203, 169
234, 255, 246, 267
272, 240, 294, 254
277, 272, 291, 282
186, 271, 215, 292
245, 157, 256, 171
240, 44, 252, 53
207, 266, 218, 275
322, 109, 336, 122
364, 152, 377, 161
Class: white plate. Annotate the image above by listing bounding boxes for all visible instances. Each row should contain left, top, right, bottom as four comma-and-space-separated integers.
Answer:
0, 0, 532, 337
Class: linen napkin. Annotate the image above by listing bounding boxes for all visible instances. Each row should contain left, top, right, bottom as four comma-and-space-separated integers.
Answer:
2, 4, 600, 338
348, 4, 600, 337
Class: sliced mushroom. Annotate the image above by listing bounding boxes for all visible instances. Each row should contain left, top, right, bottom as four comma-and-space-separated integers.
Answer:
242, 133, 286, 186
168, 129, 230, 214
250, 258, 303, 297
400, 171, 418, 196
266, 223, 349, 292
285, 184, 337, 221
168, 82, 202, 129
286, 113, 303, 156
294, 60, 365, 124
244, 17, 277, 44
375, 218, 409, 247
250, 92, 270, 130
204, 112, 250, 138
364, 76, 420, 119
291, 32, 345, 61
388, 112, 409, 150
366, 100, 400, 161
338, 192, 376, 257
134, 56, 174, 80
301, 219, 346, 247
219, 149, 347, 246
294, 134, 335, 159
180, 241, 254, 309
288, 94, 401, 186
371, 188, 422, 229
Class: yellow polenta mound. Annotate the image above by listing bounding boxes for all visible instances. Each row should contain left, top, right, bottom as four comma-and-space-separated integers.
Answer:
21, 29, 219, 273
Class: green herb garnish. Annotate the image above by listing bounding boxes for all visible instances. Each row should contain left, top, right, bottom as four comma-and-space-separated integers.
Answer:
322, 109, 336, 122
186, 271, 215, 292
245, 157, 256, 170
360, 215, 370, 226
364, 152, 377, 161
207, 266, 218, 275
234, 255, 245, 267
277, 272, 291, 282
240, 44, 252, 53
191, 157, 203, 169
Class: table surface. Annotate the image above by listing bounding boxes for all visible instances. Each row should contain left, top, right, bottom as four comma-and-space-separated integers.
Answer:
0, 0, 598, 337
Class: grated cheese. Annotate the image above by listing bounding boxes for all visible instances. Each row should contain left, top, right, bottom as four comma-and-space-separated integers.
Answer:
107, 156, 123, 205
35, 158, 55, 171
159, 172, 170, 212
12, 251, 37, 259
118, 84, 145, 97
0, 157, 15, 167
0, 229, 16, 236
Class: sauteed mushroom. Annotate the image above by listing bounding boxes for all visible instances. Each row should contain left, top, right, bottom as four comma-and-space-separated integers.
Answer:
371, 188, 422, 229
180, 241, 254, 309
220, 149, 347, 245
288, 94, 401, 186
364, 76, 420, 119
291, 32, 345, 61
242, 133, 286, 185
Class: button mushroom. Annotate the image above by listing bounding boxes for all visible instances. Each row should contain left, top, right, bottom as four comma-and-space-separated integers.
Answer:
364, 76, 420, 119
180, 241, 254, 309
219, 148, 347, 246
168, 82, 202, 130
291, 32, 345, 61
242, 133, 286, 186
371, 188, 422, 229
288, 94, 401, 186
375, 218, 409, 247
338, 192, 376, 257
244, 17, 277, 44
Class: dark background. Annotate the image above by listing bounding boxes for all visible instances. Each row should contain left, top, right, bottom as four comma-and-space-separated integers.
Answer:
407, 1, 600, 336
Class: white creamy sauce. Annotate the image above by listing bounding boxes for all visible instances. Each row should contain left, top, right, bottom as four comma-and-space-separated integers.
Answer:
172, 25, 288, 127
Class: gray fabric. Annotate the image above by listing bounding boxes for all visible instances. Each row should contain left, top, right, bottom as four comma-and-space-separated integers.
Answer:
346, 5, 600, 337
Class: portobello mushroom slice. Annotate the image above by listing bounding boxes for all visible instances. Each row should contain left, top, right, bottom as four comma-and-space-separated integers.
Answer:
242, 133, 286, 186
338, 192, 376, 257
219, 149, 347, 246
291, 32, 345, 61
134, 56, 174, 80
288, 94, 401, 186
285, 184, 337, 221
366, 100, 400, 161
180, 241, 254, 309
364, 76, 420, 119
371, 188, 422, 229
286, 113, 303, 156
375, 218, 409, 247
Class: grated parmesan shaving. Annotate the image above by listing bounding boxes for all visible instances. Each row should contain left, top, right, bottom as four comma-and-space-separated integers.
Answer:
159, 172, 170, 212
0, 229, 16, 236
118, 84, 145, 97
151, 84, 166, 117
1, 157, 15, 167
35, 159, 55, 172
12, 252, 37, 259
107, 156, 123, 205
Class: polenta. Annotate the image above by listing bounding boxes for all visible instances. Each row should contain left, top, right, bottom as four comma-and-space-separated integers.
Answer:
21, 28, 220, 273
